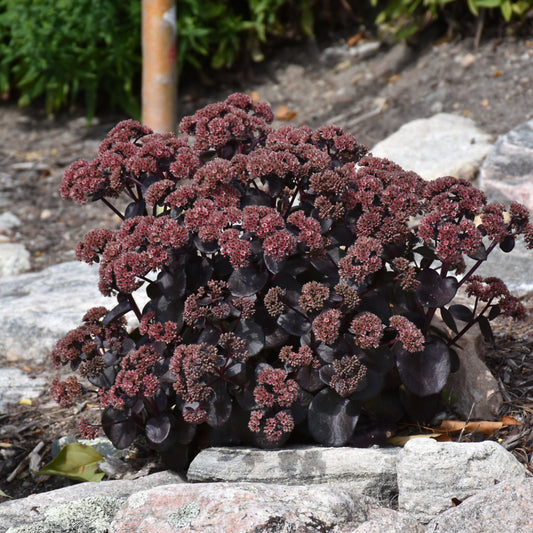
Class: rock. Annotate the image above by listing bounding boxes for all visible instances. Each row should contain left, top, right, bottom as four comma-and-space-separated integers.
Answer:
478, 119, 533, 212
0, 243, 30, 277
108, 482, 383, 533
0, 470, 184, 532
371, 113, 493, 181
187, 445, 399, 501
5, 496, 124, 533
352, 508, 426, 533
443, 326, 502, 420
397, 437, 530, 523
463, 238, 533, 297
426, 477, 533, 533
0, 261, 146, 364
0, 212, 22, 231
0, 367, 47, 413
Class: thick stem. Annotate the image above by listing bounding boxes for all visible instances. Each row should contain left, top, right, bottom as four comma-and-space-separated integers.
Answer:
101, 198, 125, 220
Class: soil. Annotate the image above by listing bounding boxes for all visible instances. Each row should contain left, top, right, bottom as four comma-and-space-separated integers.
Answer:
1, 32, 533, 501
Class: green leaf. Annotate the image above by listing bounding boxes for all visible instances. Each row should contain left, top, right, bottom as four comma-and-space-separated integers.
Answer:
474, 0, 503, 7
34, 443, 105, 482
467, 0, 480, 15
0, 489, 12, 499
501, 0, 513, 20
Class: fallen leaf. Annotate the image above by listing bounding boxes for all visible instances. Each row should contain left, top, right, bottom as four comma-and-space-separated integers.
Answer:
434, 417, 521, 437
0, 489, 12, 499
347, 32, 366, 46
493, 70, 502, 77
387, 74, 402, 83
500, 415, 522, 426
34, 442, 105, 482
249, 90, 260, 103
334, 60, 352, 73
481, 99, 489, 107
275, 105, 298, 121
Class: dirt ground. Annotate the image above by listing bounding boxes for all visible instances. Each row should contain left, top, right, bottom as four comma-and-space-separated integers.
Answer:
1, 32, 533, 500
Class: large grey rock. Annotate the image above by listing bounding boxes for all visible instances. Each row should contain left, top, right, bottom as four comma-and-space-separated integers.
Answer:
0, 261, 146, 364
352, 508, 426, 533
426, 477, 533, 533
478, 119, 533, 212
371, 113, 493, 181
0, 367, 46, 413
0, 470, 184, 533
109, 482, 386, 533
0, 243, 30, 277
463, 238, 533, 297
187, 445, 399, 501
397, 437, 530, 523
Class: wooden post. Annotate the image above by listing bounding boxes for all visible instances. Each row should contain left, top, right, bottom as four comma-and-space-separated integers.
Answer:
142, 0, 177, 133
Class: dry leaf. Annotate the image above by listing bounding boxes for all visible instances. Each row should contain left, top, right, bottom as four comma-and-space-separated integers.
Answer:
334, 60, 352, 73
493, 70, 502, 77
347, 32, 366, 46
249, 90, 260, 103
435, 417, 521, 437
275, 105, 298, 121
500, 415, 522, 426
481, 99, 489, 107
387, 74, 402, 83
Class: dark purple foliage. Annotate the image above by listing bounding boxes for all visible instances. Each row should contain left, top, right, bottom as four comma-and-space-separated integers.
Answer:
50, 93, 532, 463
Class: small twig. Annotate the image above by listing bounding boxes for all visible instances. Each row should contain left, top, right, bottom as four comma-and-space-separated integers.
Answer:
7, 441, 45, 483
457, 403, 476, 443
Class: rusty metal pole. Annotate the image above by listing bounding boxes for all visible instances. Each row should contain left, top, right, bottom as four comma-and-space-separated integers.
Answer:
142, 0, 177, 133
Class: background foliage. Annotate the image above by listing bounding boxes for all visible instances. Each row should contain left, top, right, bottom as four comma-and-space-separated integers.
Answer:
0, 0, 530, 118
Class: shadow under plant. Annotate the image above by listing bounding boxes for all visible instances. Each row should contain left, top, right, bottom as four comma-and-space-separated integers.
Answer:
51, 93, 533, 469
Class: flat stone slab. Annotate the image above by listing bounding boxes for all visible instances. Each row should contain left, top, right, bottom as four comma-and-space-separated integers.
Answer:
187, 445, 399, 501
397, 437, 530, 523
371, 113, 493, 181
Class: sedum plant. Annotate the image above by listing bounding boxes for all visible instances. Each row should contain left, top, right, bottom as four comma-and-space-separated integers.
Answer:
52, 93, 532, 461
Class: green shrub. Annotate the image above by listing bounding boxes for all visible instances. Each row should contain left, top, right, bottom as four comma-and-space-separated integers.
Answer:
0, 0, 141, 121
370, 0, 533, 40
178, 0, 314, 70
0, 0, 343, 119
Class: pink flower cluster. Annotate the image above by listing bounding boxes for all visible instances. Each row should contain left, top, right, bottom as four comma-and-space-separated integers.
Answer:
465, 276, 526, 319
351, 312, 383, 349
389, 315, 425, 353
53, 92, 533, 453
312, 308, 342, 345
